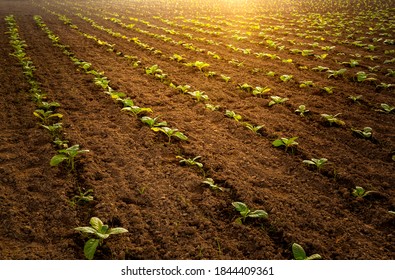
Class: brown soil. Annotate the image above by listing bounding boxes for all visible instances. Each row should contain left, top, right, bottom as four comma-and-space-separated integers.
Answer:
0, 0, 394, 260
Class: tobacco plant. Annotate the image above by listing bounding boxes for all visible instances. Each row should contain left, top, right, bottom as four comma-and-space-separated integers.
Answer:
252, 86, 271, 97
295, 105, 309, 116
177, 155, 205, 176
74, 217, 128, 260
176, 84, 191, 93
225, 110, 242, 121
327, 68, 347, 79
220, 74, 231, 83
37, 101, 61, 111
348, 95, 363, 103
151, 127, 188, 143
202, 178, 223, 192
140, 116, 167, 128
321, 113, 345, 126
321, 86, 335, 94
188, 91, 209, 102
71, 188, 94, 206
205, 104, 220, 111
238, 83, 253, 93
303, 158, 328, 172
351, 127, 372, 139
50, 144, 89, 171
280, 75, 293, 82
352, 186, 375, 198
377, 103, 394, 114
296, 78, 313, 87
243, 122, 263, 134
232, 202, 268, 224
94, 76, 110, 89
122, 106, 153, 117
354, 71, 377, 83
272, 137, 298, 153
185, 61, 210, 71
292, 243, 321, 260
40, 123, 62, 138
268, 96, 289, 107
33, 109, 63, 125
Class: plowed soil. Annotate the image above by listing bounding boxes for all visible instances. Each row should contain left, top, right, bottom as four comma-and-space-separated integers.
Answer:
0, 0, 394, 260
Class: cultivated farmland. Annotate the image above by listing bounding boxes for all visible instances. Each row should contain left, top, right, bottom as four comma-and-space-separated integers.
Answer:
0, 0, 394, 260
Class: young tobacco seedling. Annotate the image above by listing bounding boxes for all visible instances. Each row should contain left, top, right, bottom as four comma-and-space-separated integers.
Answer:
37, 101, 60, 111
74, 217, 128, 260
71, 188, 94, 206
220, 74, 231, 83
327, 68, 347, 79
232, 202, 268, 224
292, 243, 321, 260
145, 64, 162, 75
303, 158, 328, 172
170, 53, 185, 62
53, 138, 69, 149
33, 109, 63, 125
299, 81, 314, 88
376, 83, 395, 90
50, 144, 89, 171
268, 96, 289, 107
252, 86, 271, 97
205, 104, 220, 111
238, 83, 254, 93
177, 155, 205, 176
321, 113, 345, 126
272, 137, 298, 153
151, 127, 188, 143
351, 127, 372, 139
243, 122, 263, 134
122, 106, 153, 117
225, 110, 242, 121
185, 61, 210, 71
188, 91, 209, 102
40, 122, 62, 138
140, 116, 167, 128
176, 84, 191, 94
321, 86, 335, 94
202, 178, 223, 192
312, 66, 329, 72
295, 105, 310, 116
377, 104, 395, 114
93, 76, 110, 90
352, 186, 375, 198
348, 95, 363, 103
280, 75, 293, 82
354, 71, 377, 83
105, 87, 126, 100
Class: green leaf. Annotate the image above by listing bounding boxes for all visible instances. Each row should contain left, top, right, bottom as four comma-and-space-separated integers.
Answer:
272, 139, 284, 147
303, 160, 315, 165
248, 210, 268, 219
84, 238, 100, 260
306, 254, 322, 260
173, 131, 188, 141
50, 113, 63, 119
95, 232, 110, 239
292, 243, 307, 260
232, 202, 249, 214
74, 226, 98, 235
90, 217, 104, 232
108, 227, 129, 235
50, 154, 69, 166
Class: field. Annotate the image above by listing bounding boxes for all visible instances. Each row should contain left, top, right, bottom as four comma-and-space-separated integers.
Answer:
0, 0, 394, 260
